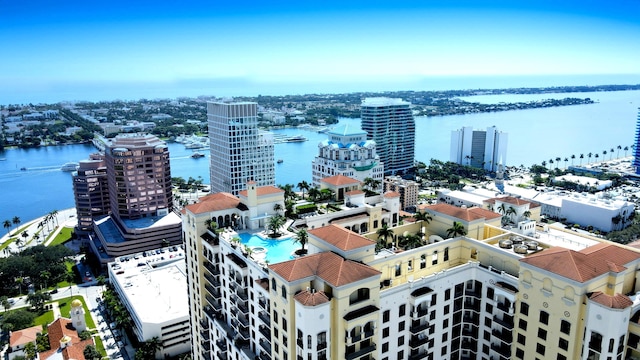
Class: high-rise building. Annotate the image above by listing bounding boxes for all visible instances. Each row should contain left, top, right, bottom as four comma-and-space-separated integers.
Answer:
450, 125, 508, 172
185, 183, 640, 360
208, 101, 275, 195
634, 108, 640, 174
105, 134, 174, 219
384, 175, 419, 211
311, 124, 384, 188
361, 98, 415, 175
86, 134, 182, 263
73, 153, 109, 233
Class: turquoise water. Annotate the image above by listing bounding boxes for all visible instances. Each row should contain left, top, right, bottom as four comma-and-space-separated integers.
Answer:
238, 233, 298, 264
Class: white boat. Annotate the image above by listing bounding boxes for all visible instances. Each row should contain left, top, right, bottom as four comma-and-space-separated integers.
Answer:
61, 162, 79, 171
191, 152, 205, 158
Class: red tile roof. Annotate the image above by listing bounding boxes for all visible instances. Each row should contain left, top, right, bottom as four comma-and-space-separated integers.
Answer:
39, 318, 94, 360
185, 192, 243, 214
320, 175, 361, 186
520, 243, 640, 282
383, 191, 400, 198
308, 224, 375, 251
589, 291, 633, 309
238, 185, 284, 197
423, 203, 501, 222
10, 325, 42, 348
269, 252, 381, 287
294, 290, 330, 306
346, 190, 365, 196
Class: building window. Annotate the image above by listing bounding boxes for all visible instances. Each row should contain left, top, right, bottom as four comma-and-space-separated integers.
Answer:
383, 310, 390, 323
398, 337, 404, 346
382, 342, 389, 353
399, 304, 406, 317
520, 302, 529, 316
518, 319, 527, 331
589, 331, 603, 352
515, 348, 524, 359
517, 334, 526, 345
383, 327, 389, 338
560, 320, 571, 335
395, 263, 402, 276
536, 343, 546, 356
538, 328, 547, 340
281, 285, 287, 300
271, 278, 277, 291
420, 255, 426, 269
432, 251, 438, 265
398, 321, 405, 332
445, 288, 451, 301
539, 311, 549, 325
559, 338, 569, 350
444, 247, 449, 261
557, 355, 567, 360
441, 346, 447, 356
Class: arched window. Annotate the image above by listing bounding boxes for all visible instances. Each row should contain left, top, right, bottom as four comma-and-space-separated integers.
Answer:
349, 288, 370, 305
271, 278, 277, 291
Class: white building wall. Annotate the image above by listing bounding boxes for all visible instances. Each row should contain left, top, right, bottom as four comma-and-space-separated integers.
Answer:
582, 300, 630, 360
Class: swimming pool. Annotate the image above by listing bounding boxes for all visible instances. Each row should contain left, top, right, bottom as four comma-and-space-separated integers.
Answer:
238, 233, 299, 264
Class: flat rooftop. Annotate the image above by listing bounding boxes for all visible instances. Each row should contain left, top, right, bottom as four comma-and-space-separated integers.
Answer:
110, 247, 188, 326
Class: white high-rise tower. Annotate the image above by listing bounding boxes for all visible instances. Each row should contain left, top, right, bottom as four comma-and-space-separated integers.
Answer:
450, 125, 508, 172
208, 101, 275, 195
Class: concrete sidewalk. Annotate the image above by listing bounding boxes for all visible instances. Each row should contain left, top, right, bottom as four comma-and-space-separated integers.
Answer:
0, 208, 77, 256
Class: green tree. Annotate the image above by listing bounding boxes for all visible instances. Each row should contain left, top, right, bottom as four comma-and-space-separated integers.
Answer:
12, 216, 21, 235
267, 215, 286, 238
27, 290, 51, 312
1, 309, 36, 331
3, 219, 11, 235
83, 345, 102, 360
0, 296, 11, 311
297, 180, 310, 199
294, 229, 309, 254
307, 187, 321, 203
376, 225, 394, 250
24, 342, 37, 360
446, 221, 467, 238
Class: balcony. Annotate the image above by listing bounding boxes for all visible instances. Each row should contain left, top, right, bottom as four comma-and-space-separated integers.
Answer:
464, 300, 481, 312
204, 260, 220, 275
496, 301, 512, 313
410, 320, 429, 334
204, 305, 217, 320
412, 308, 429, 319
492, 329, 513, 343
409, 350, 428, 360
492, 314, 514, 329
216, 339, 227, 350
200, 328, 210, 340
409, 334, 429, 348
201, 349, 211, 359
258, 311, 271, 326
259, 326, 271, 340
258, 297, 268, 310
491, 342, 511, 357
345, 344, 376, 360
205, 283, 220, 298
216, 350, 228, 360
317, 342, 327, 350
199, 319, 209, 329
260, 339, 271, 353
461, 327, 478, 338
343, 305, 379, 321
259, 351, 272, 360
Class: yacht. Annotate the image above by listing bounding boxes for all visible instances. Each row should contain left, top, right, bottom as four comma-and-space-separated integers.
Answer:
61, 162, 79, 171
191, 152, 205, 158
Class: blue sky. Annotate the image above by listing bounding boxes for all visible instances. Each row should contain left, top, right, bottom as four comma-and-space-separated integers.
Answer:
1, 0, 640, 102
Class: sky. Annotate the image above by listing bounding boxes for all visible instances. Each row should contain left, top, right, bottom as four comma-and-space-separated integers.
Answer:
1, 0, 640, 103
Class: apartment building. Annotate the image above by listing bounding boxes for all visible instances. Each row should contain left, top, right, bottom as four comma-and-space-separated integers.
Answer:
73, 153, 109, 233
384, 176, 419, 211
450, 126, 508, 172
361, 98, 415, 176
208, 101, 275, 195
184, 184, 640, 360
311, 124, 384, 188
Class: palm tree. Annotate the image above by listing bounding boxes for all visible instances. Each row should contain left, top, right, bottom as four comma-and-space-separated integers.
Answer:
414, 211, 433, 224
297, 180, 310, 199
294, 229, 309, 254
617, 145, 622, 158
541, 160, 547, 170
595, 153, 600, 162
522, 210, 532, 220
588, 152, 593, 164
376, 225, 394, 249
21, 230, 29, 246
555, 157, 561, 169
446, 221, 467, 238
307, 187, 321, 203
564, 157, 568, 169
142, 337, 162, 359
548, 159, 554, 170
278, 184, 296, 202
624, 146, 629, 157
15, 237, 23, 251
610, 148, 614, 160
3, 220, 11, 235
579, 154, 584, 165
497, 203, 507, 215
267, 215, 286, 237
602, 150, 607, 162
11, 216, 20, 235
506, 206, 517, 222
399, 234, 423, 250
273, 203, 283, 214
571, 154, 575, 166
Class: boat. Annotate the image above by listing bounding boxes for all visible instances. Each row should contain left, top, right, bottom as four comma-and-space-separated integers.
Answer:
284, 135, 307, 142
277, 159, 283, 163
191, 152, 205, 158
61, 162, 79, 171
20, 167, 27, 171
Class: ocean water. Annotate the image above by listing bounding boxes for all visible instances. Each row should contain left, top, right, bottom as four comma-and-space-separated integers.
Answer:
1, 89, 638, 224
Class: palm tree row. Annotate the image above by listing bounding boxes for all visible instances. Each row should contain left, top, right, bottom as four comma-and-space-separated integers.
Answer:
541, 144, 633, 171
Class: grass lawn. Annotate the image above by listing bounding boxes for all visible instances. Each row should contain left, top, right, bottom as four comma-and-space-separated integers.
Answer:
58, 295, 97, 328
49, 227, 73, 246
0, 237, 14, 251
34, 309, 54, 328
93, 335, 107, 356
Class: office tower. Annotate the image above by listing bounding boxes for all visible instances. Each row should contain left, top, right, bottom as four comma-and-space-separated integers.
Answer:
105, 133, 174, 219
450, 125, 508, 172
311, 124, 384, 188
73, 153, 109, 233
361, 97, 415, 175
208, 101, 275, 195
634, 108, 640, 174
88, 133, 181, 263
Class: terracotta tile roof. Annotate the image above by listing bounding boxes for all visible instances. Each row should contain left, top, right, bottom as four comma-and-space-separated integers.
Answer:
320, 175, 361, 186
308, 224, 375, 251
346, 190, 365, 196
589, 291, 633, 309
269, 252, 381, 287
486, 196, 541, 208
383, 191, 400, 198
185, 192, 244, 214
10, 325, 42, 348
520, 243, 640, 282
424, 203, 501, 222
294, 290, 330, 306
238, 185, 284, 197
39, 318, 93, 360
